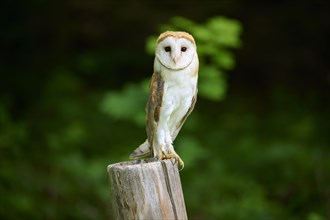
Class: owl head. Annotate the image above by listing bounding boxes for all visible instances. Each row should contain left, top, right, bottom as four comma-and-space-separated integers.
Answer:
155, 31, 197, 70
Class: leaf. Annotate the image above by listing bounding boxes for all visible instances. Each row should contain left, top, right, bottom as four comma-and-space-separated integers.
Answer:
145, 36, 158, 55
198, 66, 227, 101
192, 26, 212, 42
207, 16, 242, 47
100, 80, 149, 126
212, 50, 235, 70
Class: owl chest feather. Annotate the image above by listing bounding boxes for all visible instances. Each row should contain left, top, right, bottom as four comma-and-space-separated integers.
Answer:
160, 69, 197, 131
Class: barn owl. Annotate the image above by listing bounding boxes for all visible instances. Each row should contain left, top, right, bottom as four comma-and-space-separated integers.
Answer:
130, 31, 199, 170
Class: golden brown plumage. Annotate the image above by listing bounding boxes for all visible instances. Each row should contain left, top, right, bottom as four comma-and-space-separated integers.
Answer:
157, 31, 196, 45
146, 72, 164, 155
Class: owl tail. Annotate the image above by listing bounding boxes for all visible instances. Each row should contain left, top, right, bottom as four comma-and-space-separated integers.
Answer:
129, 140, 151, 159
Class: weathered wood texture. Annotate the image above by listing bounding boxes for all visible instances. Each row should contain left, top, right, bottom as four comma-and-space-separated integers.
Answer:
108, 159, 187, 220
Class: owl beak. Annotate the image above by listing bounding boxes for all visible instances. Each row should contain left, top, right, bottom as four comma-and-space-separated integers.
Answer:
172, 55, 178, 64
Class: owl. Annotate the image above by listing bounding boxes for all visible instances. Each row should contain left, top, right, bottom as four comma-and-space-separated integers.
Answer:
130, 31, 199, 170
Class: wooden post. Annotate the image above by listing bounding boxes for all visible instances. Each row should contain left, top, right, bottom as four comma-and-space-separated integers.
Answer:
107, 159, 187, 220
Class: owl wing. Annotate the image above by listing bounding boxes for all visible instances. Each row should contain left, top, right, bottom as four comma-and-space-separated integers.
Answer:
146, 72, 164, 155
171, 87, 198, 141
129, 72, 164, 159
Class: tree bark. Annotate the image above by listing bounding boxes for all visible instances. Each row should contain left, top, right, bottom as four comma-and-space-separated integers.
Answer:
107, 159, 187, 220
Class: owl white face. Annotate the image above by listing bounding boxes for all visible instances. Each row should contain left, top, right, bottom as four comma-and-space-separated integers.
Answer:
155, 36, 196, 70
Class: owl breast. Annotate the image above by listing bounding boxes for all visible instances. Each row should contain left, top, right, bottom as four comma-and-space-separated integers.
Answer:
160, 68, 197, 136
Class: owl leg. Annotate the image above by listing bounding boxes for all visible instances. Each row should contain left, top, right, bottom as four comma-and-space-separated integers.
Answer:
153, 129, 166, 160
154, 132, 183, 170
160, 138, 183, 170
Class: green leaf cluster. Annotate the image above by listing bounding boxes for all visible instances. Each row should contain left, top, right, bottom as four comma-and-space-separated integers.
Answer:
101, 80, 149, 126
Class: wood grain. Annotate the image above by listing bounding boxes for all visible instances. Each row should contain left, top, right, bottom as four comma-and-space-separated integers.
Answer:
108, 159, 187, 220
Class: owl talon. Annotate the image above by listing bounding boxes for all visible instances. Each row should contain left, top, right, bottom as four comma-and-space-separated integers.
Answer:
161, 152, 184, 171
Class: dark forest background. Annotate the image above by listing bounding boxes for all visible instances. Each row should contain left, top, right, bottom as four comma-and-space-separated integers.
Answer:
1, 1, 329, 219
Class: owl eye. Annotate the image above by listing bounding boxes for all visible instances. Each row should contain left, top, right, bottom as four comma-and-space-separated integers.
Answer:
164, 46, 171, 52
181, 47, 187, 52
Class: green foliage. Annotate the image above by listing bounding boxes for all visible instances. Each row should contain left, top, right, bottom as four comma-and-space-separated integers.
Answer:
101, 80, 149, 126
1, 11, 328, 220
0, 72, 113, 219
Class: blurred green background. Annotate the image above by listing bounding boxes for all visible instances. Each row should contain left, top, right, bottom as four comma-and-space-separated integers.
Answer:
1, 1, 329, 219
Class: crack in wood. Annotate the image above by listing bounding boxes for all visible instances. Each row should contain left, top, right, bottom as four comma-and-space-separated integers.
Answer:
161, 160, 178, 220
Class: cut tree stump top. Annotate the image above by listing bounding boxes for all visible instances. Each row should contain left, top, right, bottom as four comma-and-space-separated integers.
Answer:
108, 159, 187, 220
